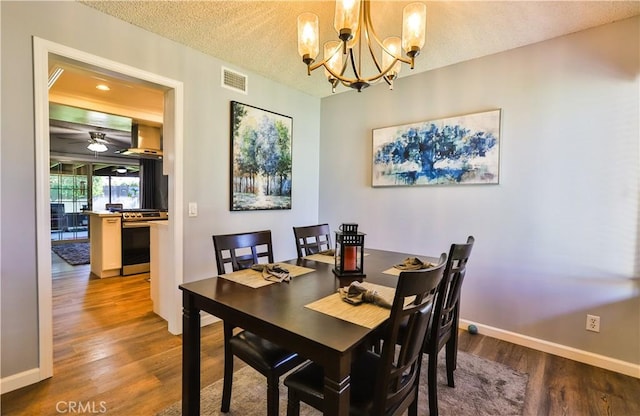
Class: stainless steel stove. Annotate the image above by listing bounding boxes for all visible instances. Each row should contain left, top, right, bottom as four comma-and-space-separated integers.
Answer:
120, 209, 168, 275
121, 209, 169, 222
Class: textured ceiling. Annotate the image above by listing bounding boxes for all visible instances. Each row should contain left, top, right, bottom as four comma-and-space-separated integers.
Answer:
80, 1, 640, 97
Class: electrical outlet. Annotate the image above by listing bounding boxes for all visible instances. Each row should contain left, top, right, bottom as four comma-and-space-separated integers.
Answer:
586, 314, 600, 332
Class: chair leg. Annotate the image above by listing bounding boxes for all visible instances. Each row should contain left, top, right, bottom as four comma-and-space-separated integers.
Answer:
451, 306, 461, 373
266, 374, 280, 416
221, 323, 234, 413
408, 394, 418, 416
428, 353, 439, 416
286, 389, 301, 416
445, 338, 457, 388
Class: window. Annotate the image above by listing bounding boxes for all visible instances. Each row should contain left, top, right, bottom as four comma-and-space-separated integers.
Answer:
50, 162, 89, 242
50, 160, 140, 243
91, 175, 140, 209
91, 164, 140, 210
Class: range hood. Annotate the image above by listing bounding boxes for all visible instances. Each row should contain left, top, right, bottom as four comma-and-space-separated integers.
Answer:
121, 124, 163, 159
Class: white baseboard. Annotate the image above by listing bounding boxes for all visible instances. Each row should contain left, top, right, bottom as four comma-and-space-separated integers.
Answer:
1, 368, 42, 394
460, 319, 640, 379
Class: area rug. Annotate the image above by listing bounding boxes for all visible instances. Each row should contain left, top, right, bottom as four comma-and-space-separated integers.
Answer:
51, 242, 90, 265
157, 351, 528, 416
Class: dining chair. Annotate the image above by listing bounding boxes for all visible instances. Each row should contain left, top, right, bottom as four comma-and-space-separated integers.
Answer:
292, 223, 332, 257
212, 230, 306, 416
213, 229, 274, 273
283, 256, 447, 416
424, 235, 475, 416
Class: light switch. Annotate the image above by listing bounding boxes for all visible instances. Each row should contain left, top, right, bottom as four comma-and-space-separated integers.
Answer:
188, 202, 198, 217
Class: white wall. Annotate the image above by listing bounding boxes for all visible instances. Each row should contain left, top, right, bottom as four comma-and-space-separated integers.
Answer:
0, 1, 320, 379
319, 17, 639, 365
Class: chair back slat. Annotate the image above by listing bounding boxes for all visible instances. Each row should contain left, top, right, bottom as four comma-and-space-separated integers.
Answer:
212, 230, 274, 274
292, 224, 332, 257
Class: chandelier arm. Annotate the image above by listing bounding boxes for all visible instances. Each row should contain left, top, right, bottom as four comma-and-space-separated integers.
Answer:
315, 50, 410, 84
362, 3, 413, 81
343, 9, 389, 85
320, 56, 407, 85
340, 52, 349, 77
349, 48, 362, 82
362, 17, 392, 86
357, 0, 372, 80
362, 2, 383, 74
315, 60, 349, 84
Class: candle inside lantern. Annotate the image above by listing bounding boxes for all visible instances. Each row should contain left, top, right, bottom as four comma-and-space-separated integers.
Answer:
344, 246, 357, 271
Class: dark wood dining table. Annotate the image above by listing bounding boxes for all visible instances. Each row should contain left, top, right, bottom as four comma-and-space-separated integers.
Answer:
179, 248, 436, 416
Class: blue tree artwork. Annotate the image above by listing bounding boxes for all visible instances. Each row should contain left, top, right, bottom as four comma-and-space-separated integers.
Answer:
231, 102, 292, 210
372, 109, 501, 186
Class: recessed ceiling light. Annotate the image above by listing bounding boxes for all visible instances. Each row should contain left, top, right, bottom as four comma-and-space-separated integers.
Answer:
96, 84, 110, 91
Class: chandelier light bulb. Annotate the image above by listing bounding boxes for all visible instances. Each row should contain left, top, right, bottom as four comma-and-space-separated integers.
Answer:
382, 37, 402, 82
297, 13, 319, 65
402, 2, 427, 58
323, 41, 343, 80
334, 0, 360, 42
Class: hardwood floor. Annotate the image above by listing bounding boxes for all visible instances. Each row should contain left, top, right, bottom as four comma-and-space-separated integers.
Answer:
1, 254, 235, 415
2, 255, 639, 415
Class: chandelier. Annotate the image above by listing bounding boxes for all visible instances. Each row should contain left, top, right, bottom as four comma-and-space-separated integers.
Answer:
297, 0, 426, 93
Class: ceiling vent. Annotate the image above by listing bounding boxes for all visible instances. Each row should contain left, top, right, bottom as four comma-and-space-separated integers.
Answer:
221, 67, 248, 94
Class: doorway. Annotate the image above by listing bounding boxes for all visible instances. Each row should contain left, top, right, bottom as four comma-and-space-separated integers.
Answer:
33, 37, 184, 381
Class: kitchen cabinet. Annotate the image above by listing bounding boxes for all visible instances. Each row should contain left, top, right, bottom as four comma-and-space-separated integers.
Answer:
89, 212, 122, 278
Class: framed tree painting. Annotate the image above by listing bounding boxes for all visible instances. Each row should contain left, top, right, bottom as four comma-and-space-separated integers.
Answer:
372, 109, 501, 187
230, 101, 292, 210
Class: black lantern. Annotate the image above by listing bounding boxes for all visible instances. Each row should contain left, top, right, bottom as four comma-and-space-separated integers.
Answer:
333, 223, 366, 277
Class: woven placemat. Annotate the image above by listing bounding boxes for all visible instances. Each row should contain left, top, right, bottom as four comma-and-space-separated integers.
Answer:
382, 267, 401, 276
303, 253, 335, 264
220, 264, 315, 288
383, 264, 436, 276
304, 282, 395, 329
304, 252, 370, 265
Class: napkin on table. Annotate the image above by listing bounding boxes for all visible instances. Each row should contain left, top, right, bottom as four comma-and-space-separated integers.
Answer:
393, 257, 434, 270
250, 263, 290, 282
338, 281, 392, 309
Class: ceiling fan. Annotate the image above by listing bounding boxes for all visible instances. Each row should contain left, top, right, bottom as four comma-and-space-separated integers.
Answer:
112, 165, 140, 174
87, 131, 111, 153
49, 116, 132, 156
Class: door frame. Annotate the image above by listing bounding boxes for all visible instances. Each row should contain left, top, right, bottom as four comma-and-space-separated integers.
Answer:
33, 37, 184, 380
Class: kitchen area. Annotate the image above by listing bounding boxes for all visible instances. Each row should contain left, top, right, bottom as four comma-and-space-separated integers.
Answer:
50, 106, 169, 277
48, 55, 176, 327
